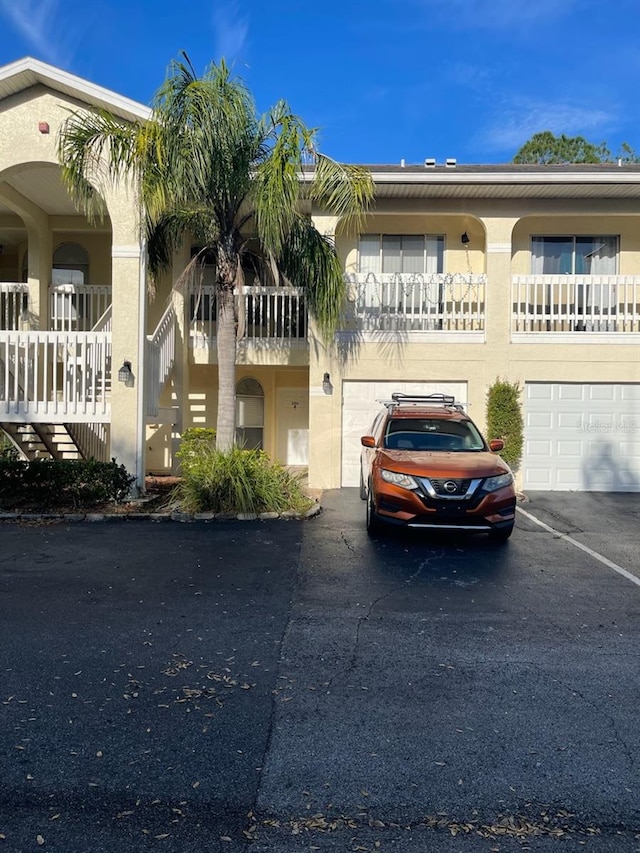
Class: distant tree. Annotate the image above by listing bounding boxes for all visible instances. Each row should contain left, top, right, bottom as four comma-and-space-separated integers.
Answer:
513, 131, 640, 165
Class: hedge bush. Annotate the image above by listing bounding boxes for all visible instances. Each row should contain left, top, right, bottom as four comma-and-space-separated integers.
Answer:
0, 458, 135, 510
486, 379, 524, 470
175, 445, 312, 515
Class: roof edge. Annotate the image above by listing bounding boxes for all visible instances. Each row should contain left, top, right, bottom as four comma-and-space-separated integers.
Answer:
0, 56, 151, 121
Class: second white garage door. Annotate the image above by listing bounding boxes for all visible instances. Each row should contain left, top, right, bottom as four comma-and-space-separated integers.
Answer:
524, 383, 640, 491
341, 381, 468, 487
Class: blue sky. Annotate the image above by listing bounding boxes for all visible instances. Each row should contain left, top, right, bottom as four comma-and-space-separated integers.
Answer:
1, 0, 639, 165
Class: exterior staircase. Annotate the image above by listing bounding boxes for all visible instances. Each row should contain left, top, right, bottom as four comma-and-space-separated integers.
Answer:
1, 422, 82, 460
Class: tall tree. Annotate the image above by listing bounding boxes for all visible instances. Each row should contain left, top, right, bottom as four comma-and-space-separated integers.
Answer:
513, 131, 640, 165
513, 131, 609, 164
58, 55, 373, 450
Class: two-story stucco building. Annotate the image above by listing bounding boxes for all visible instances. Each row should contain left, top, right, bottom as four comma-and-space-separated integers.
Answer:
1, 58, 639, 493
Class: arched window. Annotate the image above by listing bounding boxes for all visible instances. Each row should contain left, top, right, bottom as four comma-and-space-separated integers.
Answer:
52, 243, 89, 285
235, 377, 264, 450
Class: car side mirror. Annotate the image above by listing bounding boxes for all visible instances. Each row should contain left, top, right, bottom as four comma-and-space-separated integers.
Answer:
361, 436, 376, 448
489, 439, 504, 452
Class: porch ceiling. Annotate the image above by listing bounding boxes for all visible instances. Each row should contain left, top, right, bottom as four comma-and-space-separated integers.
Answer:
0, 163, 91, 248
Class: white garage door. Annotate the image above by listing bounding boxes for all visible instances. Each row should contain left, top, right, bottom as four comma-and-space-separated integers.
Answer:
341, 381, 468, 487
524, 383, 640, 492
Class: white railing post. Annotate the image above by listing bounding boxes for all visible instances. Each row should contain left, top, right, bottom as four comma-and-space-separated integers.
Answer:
0, 283, 29, 331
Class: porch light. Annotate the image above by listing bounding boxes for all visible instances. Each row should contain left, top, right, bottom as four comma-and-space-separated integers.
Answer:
461, 231, 470, 245
322, 372, 333, 395
118, 360, 133, 386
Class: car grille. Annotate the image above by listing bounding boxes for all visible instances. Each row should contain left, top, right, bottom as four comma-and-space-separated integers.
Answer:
428, 478, 472, 496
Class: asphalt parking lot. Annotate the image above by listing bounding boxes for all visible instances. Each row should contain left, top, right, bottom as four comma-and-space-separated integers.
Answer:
1, 489, 639, 852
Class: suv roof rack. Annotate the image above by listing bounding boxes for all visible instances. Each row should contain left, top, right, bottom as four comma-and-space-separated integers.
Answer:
381, 393, 466, 412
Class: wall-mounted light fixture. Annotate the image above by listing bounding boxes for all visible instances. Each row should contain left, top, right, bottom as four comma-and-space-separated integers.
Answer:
118, 360, 134, 387
461, 231, 470, 245
322, 372, 333, 395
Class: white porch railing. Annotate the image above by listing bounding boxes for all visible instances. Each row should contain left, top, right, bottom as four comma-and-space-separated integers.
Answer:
0, 283, 29, 330
146, 302, 176, 418
66, 422, 110, 461
0, 330, 111, 423
512, 275, 640, 333
189, 284, 307, 349
49, 284, 112, 331
344, 273, 486, 332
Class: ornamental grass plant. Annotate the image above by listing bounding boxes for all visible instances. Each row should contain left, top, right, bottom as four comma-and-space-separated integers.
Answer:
175, 444, 313, 515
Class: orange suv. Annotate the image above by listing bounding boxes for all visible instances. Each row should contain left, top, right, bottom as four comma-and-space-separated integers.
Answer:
360, 393, 516, 540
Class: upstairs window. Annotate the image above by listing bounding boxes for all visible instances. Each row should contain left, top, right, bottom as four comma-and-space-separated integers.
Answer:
359, 235, 445, 275
52, 243, 89, 285
531, 236, 618, 275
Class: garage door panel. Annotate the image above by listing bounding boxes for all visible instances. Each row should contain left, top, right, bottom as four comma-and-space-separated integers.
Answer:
558, 384, 584, 401
341, 381, 467, 487
527, 412, 552, 428
524, 383, 640, 492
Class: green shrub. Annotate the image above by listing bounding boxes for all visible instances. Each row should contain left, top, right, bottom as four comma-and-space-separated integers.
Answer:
175, 446, 313, 515
0, 458, 135, 510
0, 431, 19, 461
176, 427, 217, 475
486, 379, 524, 470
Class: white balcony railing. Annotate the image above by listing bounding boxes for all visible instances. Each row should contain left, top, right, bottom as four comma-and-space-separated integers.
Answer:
189, 284, 307, 349
49, 284, 112, 331
0, 283, 29, 330
0, 330, 111, 423
344, 273, 486, 333
512, 275, 640, 333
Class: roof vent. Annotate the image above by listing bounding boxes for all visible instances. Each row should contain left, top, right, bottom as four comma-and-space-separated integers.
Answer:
400, 158, 406, 168
445, 158, 457, 168
424, 157, 436, 168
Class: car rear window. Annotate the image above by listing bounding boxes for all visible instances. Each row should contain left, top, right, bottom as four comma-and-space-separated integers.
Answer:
384, 418, 485, 451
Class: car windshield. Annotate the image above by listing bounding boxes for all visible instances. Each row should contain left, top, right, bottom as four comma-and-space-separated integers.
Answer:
383, 418, 486, 452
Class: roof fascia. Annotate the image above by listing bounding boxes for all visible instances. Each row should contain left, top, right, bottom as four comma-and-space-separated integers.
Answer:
0, 56, 151, 121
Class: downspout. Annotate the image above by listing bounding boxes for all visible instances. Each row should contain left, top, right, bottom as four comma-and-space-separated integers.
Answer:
135, 236, 147, 493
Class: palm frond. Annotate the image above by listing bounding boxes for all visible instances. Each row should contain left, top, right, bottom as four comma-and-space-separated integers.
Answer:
253, 103, 314, 256
57, 109, 142, 221
279, 216, 345, 339
310, 154, 374, 234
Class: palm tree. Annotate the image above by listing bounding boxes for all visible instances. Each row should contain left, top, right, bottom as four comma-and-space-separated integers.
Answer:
58, 54, 373, 450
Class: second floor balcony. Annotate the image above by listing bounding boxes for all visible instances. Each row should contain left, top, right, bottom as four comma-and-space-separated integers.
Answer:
342, 273, 487, 336
512, 275, 640, 337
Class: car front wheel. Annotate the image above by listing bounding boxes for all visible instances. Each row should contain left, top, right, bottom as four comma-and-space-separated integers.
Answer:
489, 524, 514, 543
366, 489, 381, 536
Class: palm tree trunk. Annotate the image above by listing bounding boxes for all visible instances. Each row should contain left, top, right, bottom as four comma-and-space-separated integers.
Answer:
216, 286, 237, 451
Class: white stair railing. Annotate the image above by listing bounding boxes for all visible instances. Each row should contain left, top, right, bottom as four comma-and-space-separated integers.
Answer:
146, 302, 176, 418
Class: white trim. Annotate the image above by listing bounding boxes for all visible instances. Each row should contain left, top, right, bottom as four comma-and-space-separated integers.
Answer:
112, 245, 141, 259
366, 170, 640, 186
511, 332, 640, 345
336, 330, 485, 344
487, 242, 512, 254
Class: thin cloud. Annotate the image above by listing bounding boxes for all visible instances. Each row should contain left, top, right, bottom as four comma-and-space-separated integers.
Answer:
480, 99, 616, 153
0, 0, 68, 64
212, 1, 249, 63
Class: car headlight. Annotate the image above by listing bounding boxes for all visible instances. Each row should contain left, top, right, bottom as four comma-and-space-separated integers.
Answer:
482, 472, 513, 492
380, 469, 419, 490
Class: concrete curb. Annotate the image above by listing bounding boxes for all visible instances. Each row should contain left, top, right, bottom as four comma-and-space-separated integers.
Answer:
0, 502, 323, 524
